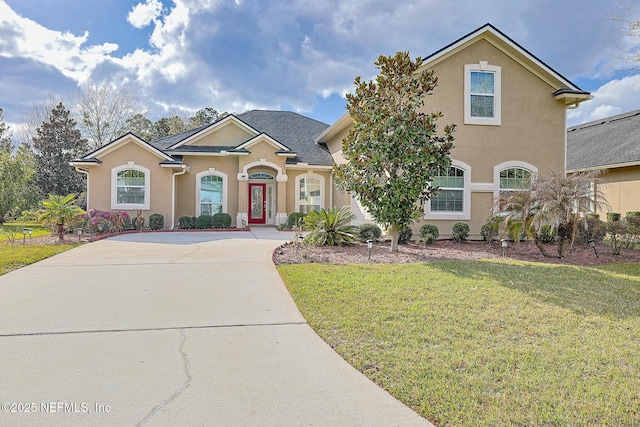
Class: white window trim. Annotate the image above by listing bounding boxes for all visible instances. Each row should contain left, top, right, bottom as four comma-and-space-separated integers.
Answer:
295, 172, 325, 213
493, 161, 538, 212
111, 163, 150, 210
425, 160, 471, 220
464, 62, 501, 126
195, 169, 228, 216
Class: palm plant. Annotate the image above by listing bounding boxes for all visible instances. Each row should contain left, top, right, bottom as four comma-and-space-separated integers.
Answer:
303, 206, 359, 246
40, 194, 85, 242
495, 171, 608, 258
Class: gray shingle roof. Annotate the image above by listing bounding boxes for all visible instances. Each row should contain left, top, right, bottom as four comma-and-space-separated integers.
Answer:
567, 109, 640, 170
237, 110, 332, 166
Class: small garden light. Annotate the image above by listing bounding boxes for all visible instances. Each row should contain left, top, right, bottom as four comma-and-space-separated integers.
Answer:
28, 228, 32, 239
501, 239, 508, 258
367, 239, 373, 261
77, 228, 83, 242
97, 223, 103, 233
22, 228, 27, 244
588, 239, 598, 258
295, 234, 304, 252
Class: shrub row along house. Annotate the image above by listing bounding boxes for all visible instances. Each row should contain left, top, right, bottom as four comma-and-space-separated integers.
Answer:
71, 23, 593, 237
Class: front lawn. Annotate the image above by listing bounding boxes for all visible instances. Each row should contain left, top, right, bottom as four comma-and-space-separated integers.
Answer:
278, 260, 640, 426
0, 243, 79, 275
0, 221, 52, 242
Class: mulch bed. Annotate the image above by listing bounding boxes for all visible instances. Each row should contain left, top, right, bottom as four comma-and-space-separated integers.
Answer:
273, 239, 640, 266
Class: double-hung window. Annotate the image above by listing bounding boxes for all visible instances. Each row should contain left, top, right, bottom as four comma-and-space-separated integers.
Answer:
465, 62, 501, 125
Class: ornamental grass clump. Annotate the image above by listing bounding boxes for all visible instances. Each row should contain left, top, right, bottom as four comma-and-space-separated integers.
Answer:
303, 206, 359, 246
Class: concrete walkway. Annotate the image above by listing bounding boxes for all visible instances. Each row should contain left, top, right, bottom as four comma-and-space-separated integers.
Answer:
0, 228, 432, 426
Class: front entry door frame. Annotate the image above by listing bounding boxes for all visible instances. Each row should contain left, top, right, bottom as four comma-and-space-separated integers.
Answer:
248, 183, 266, 224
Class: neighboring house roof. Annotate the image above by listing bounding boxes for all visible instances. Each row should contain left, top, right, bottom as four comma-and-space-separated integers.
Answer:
567, 109, 640, 171
316, 23, 591, 144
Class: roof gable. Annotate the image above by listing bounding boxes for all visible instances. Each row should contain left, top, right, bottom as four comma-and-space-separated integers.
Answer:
74, 132, 176, 163
165, 115, 258, 150
423, 23, 582, 92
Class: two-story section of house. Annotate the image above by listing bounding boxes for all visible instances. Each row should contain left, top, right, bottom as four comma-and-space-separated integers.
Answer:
316, 23, 592, 238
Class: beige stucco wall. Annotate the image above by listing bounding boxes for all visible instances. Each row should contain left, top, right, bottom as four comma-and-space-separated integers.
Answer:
322, 38, 569, 239
187, 122, 253, 147
84, 138, 175, 224
596, 166, 640, 218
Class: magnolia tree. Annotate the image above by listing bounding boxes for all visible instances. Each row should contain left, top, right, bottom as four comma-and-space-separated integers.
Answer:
335, 52, 456, 251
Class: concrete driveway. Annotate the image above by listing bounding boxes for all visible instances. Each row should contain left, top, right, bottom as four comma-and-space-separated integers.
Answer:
0, 228, 432, 426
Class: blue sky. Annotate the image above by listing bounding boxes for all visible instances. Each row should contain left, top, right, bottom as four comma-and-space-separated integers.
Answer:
1, 0, 639, 131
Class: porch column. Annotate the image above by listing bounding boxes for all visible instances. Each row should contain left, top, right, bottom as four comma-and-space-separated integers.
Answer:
276, 173, 288, 226
237, 173, 248, 227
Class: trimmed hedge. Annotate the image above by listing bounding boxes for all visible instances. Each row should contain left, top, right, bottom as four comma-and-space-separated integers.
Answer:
196, 215, 215, 229
419, 224, 440, 244
398, 227, 413, 244
149, 213, 164, 230
452, 222, 470, 243
178, 216, 193, 229
212, 212, 232, 228
358, 223, 382, 242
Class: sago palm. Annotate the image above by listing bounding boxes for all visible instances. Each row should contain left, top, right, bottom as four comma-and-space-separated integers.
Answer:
303, 206, 359, 246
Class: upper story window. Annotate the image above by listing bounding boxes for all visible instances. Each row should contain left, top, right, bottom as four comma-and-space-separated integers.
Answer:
111, 164, 150, 210
465, 62, 501, 126
424, 160, 471, 220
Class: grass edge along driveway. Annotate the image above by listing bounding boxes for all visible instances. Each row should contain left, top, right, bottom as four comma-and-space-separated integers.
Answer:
0, 244, 79, 275
278, 260, 640, 426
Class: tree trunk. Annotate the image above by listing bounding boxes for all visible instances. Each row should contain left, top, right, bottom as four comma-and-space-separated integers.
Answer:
389, 225, 399, 252
57, 222, 64, 243
533, 234, 551, 258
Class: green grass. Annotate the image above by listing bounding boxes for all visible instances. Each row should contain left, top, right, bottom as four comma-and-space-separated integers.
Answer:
0, 243, 79, 275
0, 221, 52, 242
278, 260, 640, 426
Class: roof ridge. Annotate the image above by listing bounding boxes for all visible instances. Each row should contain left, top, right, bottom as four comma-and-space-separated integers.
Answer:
568, 109, 640, 131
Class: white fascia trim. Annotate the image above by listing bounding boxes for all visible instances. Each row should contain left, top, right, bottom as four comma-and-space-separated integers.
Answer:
424, 159, 471, 221
92, 134, 175, 162
236, 133, 291, 152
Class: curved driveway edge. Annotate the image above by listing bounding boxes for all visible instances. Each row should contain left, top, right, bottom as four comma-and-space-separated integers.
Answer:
0, 229, 433, 426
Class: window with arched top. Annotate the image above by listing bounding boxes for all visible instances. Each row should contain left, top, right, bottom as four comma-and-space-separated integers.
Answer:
295, 173, 324, 214
425, 160, 471, 220
111, 164, 150, 210
493, 161, 537, 212
196, 170, 228, 216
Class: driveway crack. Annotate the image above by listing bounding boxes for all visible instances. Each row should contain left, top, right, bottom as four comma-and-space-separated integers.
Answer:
136, 329, 192, 426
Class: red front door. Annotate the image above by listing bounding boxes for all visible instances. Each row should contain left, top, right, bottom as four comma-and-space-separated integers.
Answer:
248, 183, 266, 224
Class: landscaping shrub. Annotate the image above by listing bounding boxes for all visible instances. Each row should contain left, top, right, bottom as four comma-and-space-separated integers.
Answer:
419, 224, 439, 244
607, 212, 621, 222
451, 222, 470, 243
109, 211, 128, 232
149, 213, 164, 230
538, 224, 557, 244
303, 207, 358, 246
398, 227, 413, 244
196, 214, 214, 229
286, 212, 307, 229
626, 212, 640, 229
133, 211, 145, 230
480, 216, 502, 242
178, 216, 193, 230
577, 213, 605, 244
212, 212, 232, 228
358, 223, 382, 242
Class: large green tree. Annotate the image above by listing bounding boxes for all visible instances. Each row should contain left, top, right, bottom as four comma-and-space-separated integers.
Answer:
0, 146, 39, 222
32, 103, 87, 197
335, 52, 456, 251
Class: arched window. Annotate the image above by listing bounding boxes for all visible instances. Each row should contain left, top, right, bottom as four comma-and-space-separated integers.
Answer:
111, 164, 150, 210
196, 170, 228, 216
425, 160, 471, 220
430, 167, 465, 212
296, 173, 324, 213
493, 161, 537, 212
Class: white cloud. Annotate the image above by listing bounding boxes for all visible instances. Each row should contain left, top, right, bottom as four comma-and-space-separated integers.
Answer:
0, 2, 118, 84
127, 0, 164, 29
568, 74, 640, 126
